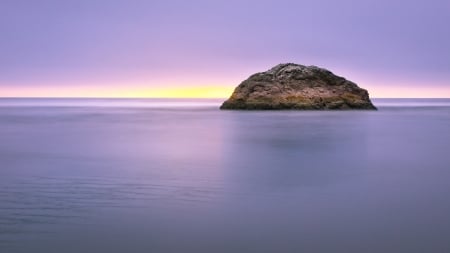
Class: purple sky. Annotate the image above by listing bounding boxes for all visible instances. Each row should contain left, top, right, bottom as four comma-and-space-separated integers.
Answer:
1, 0, 449, 97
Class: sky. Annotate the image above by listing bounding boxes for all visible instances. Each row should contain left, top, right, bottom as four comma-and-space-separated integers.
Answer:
0, 0, 449, 98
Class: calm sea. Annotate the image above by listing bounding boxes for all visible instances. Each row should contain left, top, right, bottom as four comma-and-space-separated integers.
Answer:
1, 98, 450, 253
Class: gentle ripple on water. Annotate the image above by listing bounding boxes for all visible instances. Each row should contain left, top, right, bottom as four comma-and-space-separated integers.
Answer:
0, 175, 230, 248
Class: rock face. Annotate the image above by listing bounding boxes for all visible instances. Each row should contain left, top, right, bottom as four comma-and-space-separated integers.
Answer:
220, 63, 376, 110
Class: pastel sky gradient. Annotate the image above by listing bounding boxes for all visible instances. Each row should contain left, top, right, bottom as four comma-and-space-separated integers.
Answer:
1, 0, 449, 97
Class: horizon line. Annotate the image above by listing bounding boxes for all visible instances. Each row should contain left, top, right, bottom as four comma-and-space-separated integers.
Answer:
1, 96, 450, 99
2, 85, 450, 99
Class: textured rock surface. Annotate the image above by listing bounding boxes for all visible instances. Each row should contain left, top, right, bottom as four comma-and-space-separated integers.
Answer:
221, 63, 376, 110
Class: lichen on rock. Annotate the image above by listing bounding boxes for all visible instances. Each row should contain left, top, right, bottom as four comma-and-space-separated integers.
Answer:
220, 63, 377, 110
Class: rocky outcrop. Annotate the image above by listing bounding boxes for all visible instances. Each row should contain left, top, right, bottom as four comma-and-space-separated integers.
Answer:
220, 63, 376, 110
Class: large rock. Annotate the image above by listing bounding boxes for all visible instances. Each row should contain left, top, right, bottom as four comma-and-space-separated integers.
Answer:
220, 63, 376, 110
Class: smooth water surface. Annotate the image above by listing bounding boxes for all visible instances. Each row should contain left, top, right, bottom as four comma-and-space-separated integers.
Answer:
1, 98, 450, 252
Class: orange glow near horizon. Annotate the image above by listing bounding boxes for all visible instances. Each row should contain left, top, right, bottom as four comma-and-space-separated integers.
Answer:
1, 83, 449, 98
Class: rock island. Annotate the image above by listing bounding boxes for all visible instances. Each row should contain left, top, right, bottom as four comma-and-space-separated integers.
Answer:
221, 63, 376, 110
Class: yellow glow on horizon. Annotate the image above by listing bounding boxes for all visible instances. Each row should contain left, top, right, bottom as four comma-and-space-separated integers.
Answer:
1, 83, 450, 98
0, 85, 235, 98
135, 86, 235, 98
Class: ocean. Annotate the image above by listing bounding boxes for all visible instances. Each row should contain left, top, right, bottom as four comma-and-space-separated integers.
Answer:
1, 98, 450, 253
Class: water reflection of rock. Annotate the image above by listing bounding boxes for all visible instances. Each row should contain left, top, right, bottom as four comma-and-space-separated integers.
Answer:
221, 111, 372, 191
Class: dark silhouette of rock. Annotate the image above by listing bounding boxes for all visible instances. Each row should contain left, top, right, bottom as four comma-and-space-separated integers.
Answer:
220, 63, 377, 110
